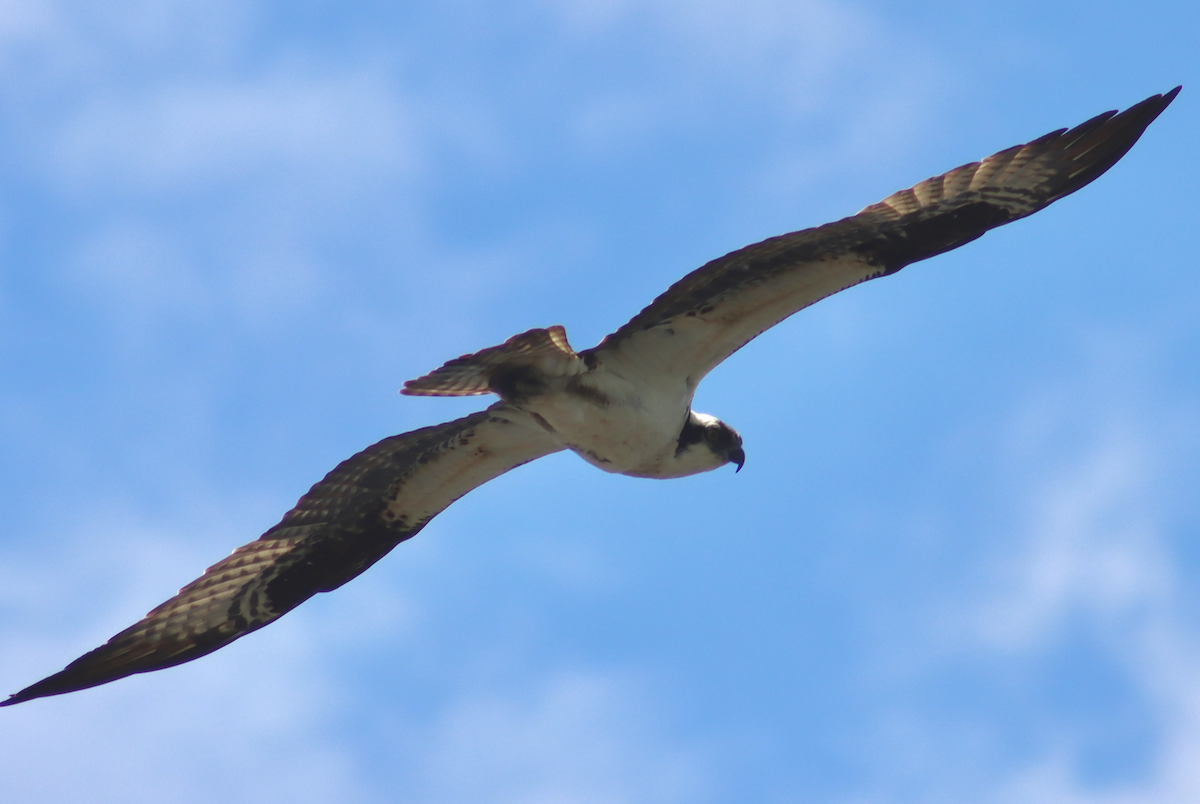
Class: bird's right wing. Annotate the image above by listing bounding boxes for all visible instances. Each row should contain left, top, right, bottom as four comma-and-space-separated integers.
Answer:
3, 404, 562, 706
588, 88, 1180, 389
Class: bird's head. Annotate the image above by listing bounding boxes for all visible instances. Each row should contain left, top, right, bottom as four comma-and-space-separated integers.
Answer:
666, 411, 744, 478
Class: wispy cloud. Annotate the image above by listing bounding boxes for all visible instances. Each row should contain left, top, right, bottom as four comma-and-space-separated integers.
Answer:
950, 340, 1200, 803
50, 68, 417, 197
411, 671, 707, 804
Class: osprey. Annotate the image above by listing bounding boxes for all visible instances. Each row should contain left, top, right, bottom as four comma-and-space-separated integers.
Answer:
2, 88, 1179, 706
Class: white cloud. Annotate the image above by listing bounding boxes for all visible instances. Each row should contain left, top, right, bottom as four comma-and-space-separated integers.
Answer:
51, 68, 417, 196
0, 508, 704, 804
0, 4, 426, 340
0, 0, 59, 42
412, 671, 707, 804
0, 504, 368, 804
0, 637, 366, 804
978, 425, 1169, 650
953, 352, 1200, 803
0, 0, 252, 100
551, 0, 939, 125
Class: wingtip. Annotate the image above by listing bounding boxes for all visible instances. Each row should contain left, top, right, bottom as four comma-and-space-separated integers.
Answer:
0, 673, 77, 707
1, 674, 107, 706
1127, 85, 1182, 126
0, 692, 36, 707
0, 681, 57, 707
1157, 85, 1183, 117
1106, 86, 1181, 129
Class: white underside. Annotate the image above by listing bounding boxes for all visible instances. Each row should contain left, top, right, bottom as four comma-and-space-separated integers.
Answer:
518, 365, 698, 478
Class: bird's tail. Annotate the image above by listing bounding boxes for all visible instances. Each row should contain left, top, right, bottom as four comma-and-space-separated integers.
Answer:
402, 325, 585, 397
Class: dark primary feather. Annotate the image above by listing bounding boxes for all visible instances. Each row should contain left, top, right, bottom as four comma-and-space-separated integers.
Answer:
2, 408, 557, 706
589, 88, 1180, 381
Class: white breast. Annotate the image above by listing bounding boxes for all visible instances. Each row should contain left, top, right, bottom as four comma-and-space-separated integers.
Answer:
521, 365, 693, 476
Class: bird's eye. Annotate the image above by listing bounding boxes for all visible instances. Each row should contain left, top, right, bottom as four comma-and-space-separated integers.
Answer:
704, 427, 721, 442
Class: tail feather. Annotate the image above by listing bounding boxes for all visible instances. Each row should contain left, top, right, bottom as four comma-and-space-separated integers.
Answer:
402, 325, 584, 397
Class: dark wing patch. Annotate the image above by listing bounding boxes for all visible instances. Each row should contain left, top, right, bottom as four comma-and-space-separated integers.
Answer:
2, 406, 560, 706
402, 325, 583, 397
588, 88, 1179, 383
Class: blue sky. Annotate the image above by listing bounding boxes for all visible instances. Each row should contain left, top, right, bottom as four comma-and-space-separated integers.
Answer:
0, 2, 1197, 802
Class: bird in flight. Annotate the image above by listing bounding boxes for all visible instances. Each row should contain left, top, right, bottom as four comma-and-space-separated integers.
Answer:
3, 88, 1179, 707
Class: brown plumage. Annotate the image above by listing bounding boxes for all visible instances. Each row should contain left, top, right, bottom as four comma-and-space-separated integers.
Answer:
3, 408, 560, 706
3, 88, 1178, 706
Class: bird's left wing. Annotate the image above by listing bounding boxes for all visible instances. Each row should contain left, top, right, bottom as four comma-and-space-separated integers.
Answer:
3, 405, 562, 706
587, 88, 1179, 387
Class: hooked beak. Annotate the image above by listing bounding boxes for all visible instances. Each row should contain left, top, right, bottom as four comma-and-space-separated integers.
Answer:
729, 446, 745, 473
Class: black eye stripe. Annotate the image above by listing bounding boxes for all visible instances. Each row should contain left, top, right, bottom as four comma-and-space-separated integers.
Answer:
676, 418, 741, 456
